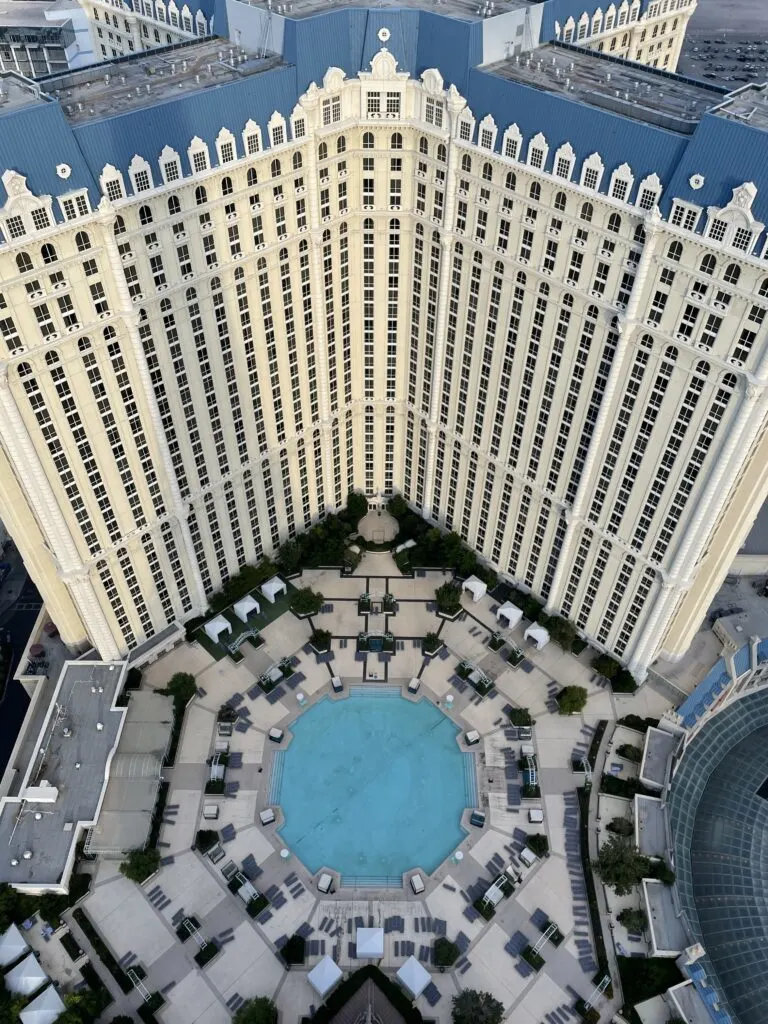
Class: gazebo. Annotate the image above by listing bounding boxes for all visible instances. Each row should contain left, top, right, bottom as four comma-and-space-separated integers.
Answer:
397, 955, 431, 998
0, 922, 28, 967
233, 594, 260, 623
524, 623, 550, 650
5, 953, 47, 995
497, 601, 523, 629
261, 576, 287, 604
204, 615, 231, 644
356, 927, 384, 958
462, 575, 487, 602
308, 955, 342, 999
19, 985, 65, 1024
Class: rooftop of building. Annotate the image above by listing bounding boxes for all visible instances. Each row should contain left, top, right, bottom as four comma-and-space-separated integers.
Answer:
0, 0, 76, 28
669, 981, 719, 1024
711, 81, 768, 133
38, 38, 283, 124
241, 0, 534, 22
484, 41, 727, 133
0, 660, 125, 889
640, 726, 679, 790
643, 879, 688, 955
635, 793, 667, 858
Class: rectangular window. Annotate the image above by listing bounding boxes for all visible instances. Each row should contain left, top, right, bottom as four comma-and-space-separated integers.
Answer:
220, 140, 235, 163
6, 215, 25, 238
31, 209, 50, 231
133, 169, 151, 192
709, 218, 727, 242
164, 160, 179, 182
583, 167, 599, 190
386, 92, 400, 115
367, 91, 381, 116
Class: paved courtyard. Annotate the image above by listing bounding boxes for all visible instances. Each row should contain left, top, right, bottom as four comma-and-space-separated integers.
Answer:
80, 552, 672, 1023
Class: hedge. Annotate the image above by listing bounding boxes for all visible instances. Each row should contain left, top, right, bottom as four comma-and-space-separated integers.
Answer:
72, 907, 134, 993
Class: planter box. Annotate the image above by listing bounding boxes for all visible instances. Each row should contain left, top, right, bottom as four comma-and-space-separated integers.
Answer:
436, 609, 462, 621
422, 644, 444, 658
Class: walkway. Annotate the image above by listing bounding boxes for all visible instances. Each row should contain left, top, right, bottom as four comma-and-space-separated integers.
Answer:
357, 511, 398, 544
63, 906, 144, 1023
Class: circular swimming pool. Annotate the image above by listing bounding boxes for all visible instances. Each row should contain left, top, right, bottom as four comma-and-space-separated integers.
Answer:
272, 691, 475, 883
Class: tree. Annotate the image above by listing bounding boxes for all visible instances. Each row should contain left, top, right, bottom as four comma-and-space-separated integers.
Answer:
592, 653, 620, 679
557, 685, 588, 715
607, 817, 634, 837
119, 847, 161, 884
233, 997, 279, 1024
452, 989, 504, 1024
423, 631, 442, 654
593, 835, 650, 896
277, 539, 302, 575
618, 744, 643, 764
291, 587, 324, 616
309, 628, 331, 651
526, 834, 549, 857
434, 936, 460, 968
346, 491, 369, 529
435, 582, 462, 616
507, 706, 533, 726
387, 494, 408, 518
546, 616, 578, 652
617, 908, 648, 932
166, 672, 196, 704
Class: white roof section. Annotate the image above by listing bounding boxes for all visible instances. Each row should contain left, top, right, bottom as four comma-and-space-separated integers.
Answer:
261, 576, 287, 603
233, 595, 260, 622
394, 538, 416, 554
356, 927, 384, 958
524, 623, 550, 649
204, 615, 231, 643
462, 575, 487, 602
397, 955, 431, 998
497, 601, 523, 628
19, 984, 65, 1024
0, 923, 29, 966
307, 955, 342, 996
5, 952, 48, 995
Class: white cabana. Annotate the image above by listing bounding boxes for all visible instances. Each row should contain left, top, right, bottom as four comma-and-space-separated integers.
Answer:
19, 985, 65, 1024
5, 952, 47, 995
233, 594, 260, 623
0, 922, 28, 967
356, 927, 384, 958
397, 955, 431, 998
524, 623, 550, 650
497, 601, 523, 629
461, 575, 487, 602
261, 576, 287, 603
308, 955, 342, 998
204, 615, 231, 644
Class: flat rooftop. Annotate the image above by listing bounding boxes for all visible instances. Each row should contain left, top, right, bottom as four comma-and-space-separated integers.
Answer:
38, 38, 283, 124
635, 794, 667, 859
640, 726, 679, 789
0, 661, 125, 889
485, 42, 727, 133
0, 0, 76, 27
712, 82, 768, 132
670, 982, 719, 1024
644, 879, 688, 954
232, 0, 534, 23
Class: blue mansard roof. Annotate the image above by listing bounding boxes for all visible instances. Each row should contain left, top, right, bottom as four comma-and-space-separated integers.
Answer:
0, 6, 767, 240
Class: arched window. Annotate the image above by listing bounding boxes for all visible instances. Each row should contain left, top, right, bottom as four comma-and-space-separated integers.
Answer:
103, 325, 116, 340
168, 195, 181, 216
700, 254, 716, 276
529, 181, 541, 202
195, 186, 207, 206
247, 168, 258, 187
554, 190, 567, 212
270, 159, 281, 178
563, 292, 574, 308
74, 232, 91, 252
607, 213, 621, 233
16, 253, 33, 273
482, 162, 493, 182
186, 287, 196, 301
362, 132, 374, 150
292, 152, 303, 170
318, 142, 328, 161
78, 337, 91, 352
45, 350, 59, 366
580, 202, 593, 222
138, 205, 153, 225
221, 176, 233, 196
390, 132, 403, 150
436, 144, 446, 163
539, 281, 549, 295
667, 240, 683, 262
210, 276, 221, 291
419, 137, 428, 156
114, 215, 126, 236
505, 171, 516, 191
461, 154, 472, 173
41, 243, 57, 264
17, 362, 32, 378
517, 270, 527, 285
664, 345, 679, 361
759, 277, 768, 297
634, 224, 646, 244
337, 136, 346, 154
723, 263, 741, 285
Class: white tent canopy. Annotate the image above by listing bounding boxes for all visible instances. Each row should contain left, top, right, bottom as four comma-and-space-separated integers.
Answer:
356, 927, 384, 958
261, 576, 287, 604
19, 985, 65, 1024
233, 594, 260, 622
204, 615, 231, 643
0, 922, 28, 967
497, 601, 523, 629
397, 955, 431, 998
307, 955, 342, 997
5, 952, 47, 995
524, 623, 550, 650
462, 575, 487, 602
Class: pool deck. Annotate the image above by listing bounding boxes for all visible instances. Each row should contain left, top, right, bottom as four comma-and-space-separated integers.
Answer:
80, 551, 674, 1024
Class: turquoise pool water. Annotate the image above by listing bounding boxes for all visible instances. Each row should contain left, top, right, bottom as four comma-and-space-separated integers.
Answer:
274, 691, 474, 882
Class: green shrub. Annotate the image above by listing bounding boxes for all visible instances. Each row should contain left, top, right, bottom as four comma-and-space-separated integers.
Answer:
194, 941, 220, 968
245, 895, 269, 918
521, 945, 545, 971
194, 830, 219, 853
607, 817, 634, 837
472, 897, 496, 921
309, 629, 332, 651
557, 685, 588, 715
387, 494, 409, 518
119, 848, 160, 884
545, 616, 578, 651
617, 956, 683, 1015
451, 989, 504, 1024
593, 835, 650, 896
618, 744, 643, 764
618, 714, 659, 733
592, 654, 621, 679
423, 631, 442, 654
507, 706, 533, 726
574, 998, 600, 1024
526, 834, 549, 857
434, 936, 460, 967
280, 934, 306, 965
346, 491, 369, 529
649, 860, 676, 885
291, 587, 324, 616
435, 582, 462, 616
611, 669, 638, 693
205, 779, 226, 795
617, 908, 647, 932
233, 998, 279, 1024
522, 596, 544, 621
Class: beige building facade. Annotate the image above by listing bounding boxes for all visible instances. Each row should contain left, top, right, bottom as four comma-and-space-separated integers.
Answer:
0, 33, 766, 679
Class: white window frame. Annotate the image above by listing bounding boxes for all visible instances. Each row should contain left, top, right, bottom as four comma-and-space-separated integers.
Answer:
242, 120, 262, 156
553, 142, 575, 181
159, 145, 181, 184
128, 155, 153, 194
526, 132, 549, 171
478, 115, 496, 151
216, 128, 237, 165
188, 137, 210, 174
580, 152, 604, 190
268, 112, 287, 148
502, 124, 522, 161
609, 163, 634, 203
100, 164, 125, 202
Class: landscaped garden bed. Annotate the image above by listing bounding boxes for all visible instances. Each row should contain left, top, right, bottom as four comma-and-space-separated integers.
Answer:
137, 992, 166, 1024
356, 632, 395, 654
60, 929, 84, 961
521, 945, 545, 971
258, 657, 295, 693
526, 834, 549, 857
472, 897, 496, 921
506, 706, 533, 726
457, 661, 494, 696
422, 632, 444, 657
506, 644, 525, 666
536, 918, 564, 946
382, 592, 396, 614
72, 908, 133, 993
358, 594, 372, 614
246, 894, 269, 918
204, 779, 226, 795
280, 934, 306, 965
574, 998, 600, 1024
309, 629, 332, 653
487, 631, 505, 652
194, 941, 220, 968
175, 916, 200, 942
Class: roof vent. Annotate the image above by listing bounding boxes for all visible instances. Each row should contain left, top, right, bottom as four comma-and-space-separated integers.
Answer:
22, 850, 32, 860
96, 722, 104, 731
34, 813, 42, 821
10, 859, 18, 867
